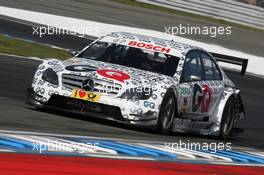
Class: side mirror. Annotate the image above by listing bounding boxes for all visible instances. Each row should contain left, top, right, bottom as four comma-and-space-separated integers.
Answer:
190, 75, 201, 81
69, 50, 79, 56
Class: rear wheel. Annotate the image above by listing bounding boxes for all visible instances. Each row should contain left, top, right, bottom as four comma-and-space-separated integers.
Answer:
158, 90, 176, 134
220, 97, 235, 139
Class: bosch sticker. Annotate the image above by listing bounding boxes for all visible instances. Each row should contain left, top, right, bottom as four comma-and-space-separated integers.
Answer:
128, 41, 171, 54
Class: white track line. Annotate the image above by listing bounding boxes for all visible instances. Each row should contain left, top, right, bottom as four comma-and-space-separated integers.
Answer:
0, 53, 42, 61
0, 6, 264, 76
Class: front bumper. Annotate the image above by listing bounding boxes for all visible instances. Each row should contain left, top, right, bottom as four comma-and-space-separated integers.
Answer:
26, 87, 45, 107
26, 87, 158, 126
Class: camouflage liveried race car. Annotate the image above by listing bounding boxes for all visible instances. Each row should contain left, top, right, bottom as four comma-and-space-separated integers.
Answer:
27, 32, 245, 138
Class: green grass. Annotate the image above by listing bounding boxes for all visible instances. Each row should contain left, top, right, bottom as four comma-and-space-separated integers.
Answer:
112, 0, 264, 33
0, 34, 71, 59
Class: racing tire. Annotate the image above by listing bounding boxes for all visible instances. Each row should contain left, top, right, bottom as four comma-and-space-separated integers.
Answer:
158, 90, 177, 134
219, 97, 235, 139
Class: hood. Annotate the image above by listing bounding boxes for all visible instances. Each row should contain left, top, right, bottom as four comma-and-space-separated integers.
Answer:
60, 57, 176, 88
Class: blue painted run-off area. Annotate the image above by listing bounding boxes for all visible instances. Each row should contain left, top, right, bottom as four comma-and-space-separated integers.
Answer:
1, 136, 264, 164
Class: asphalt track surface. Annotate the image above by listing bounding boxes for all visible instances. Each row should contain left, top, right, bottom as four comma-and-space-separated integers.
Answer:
0, 0, 264, 57
1, 52, 264, 150
0, 2, 264, 151
0, 18, 264, 150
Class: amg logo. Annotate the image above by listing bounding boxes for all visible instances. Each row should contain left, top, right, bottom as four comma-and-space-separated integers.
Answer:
128, 41, 171, 54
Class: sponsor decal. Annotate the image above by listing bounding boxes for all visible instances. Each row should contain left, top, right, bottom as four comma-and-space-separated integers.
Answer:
201, 84, 212, 113
97, 69, 130, 83
128, 41, 171, 54
179, 87, 191, 95
192, 84, 212, 112
71, 89, 101, 103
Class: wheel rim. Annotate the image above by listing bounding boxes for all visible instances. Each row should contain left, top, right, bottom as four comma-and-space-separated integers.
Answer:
162, 95, 175, 130
223, 103, 234, 135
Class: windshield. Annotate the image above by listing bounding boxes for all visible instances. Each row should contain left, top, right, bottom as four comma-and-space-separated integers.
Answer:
77, 41, 179, 76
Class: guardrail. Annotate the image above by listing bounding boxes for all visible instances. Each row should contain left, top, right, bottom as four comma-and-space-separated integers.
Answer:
137, 0, 264, 29
210, 52, 248, 75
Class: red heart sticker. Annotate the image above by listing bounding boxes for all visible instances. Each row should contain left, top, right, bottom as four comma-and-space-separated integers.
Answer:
78, 91, 86, 98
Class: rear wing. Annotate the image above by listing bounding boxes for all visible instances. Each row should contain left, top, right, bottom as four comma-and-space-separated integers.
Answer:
210, 52, 248, 75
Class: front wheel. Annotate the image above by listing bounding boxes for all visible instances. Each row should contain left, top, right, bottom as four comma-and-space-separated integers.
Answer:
219, 97, 235, 139
158, 90, 177, 134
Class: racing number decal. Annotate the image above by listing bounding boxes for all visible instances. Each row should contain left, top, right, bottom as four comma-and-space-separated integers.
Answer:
97, 69, 130, 83
201, 84, 212, 112
192, 84, 212, 112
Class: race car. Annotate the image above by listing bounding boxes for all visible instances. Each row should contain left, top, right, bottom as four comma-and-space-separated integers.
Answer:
27, 32, 245, 138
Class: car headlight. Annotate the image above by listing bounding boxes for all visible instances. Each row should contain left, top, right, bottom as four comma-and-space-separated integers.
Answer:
42, 68, 58, 85
120, 87, 153, 100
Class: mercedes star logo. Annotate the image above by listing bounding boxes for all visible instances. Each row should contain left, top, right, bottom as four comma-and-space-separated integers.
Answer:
82, 79, 94, 91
